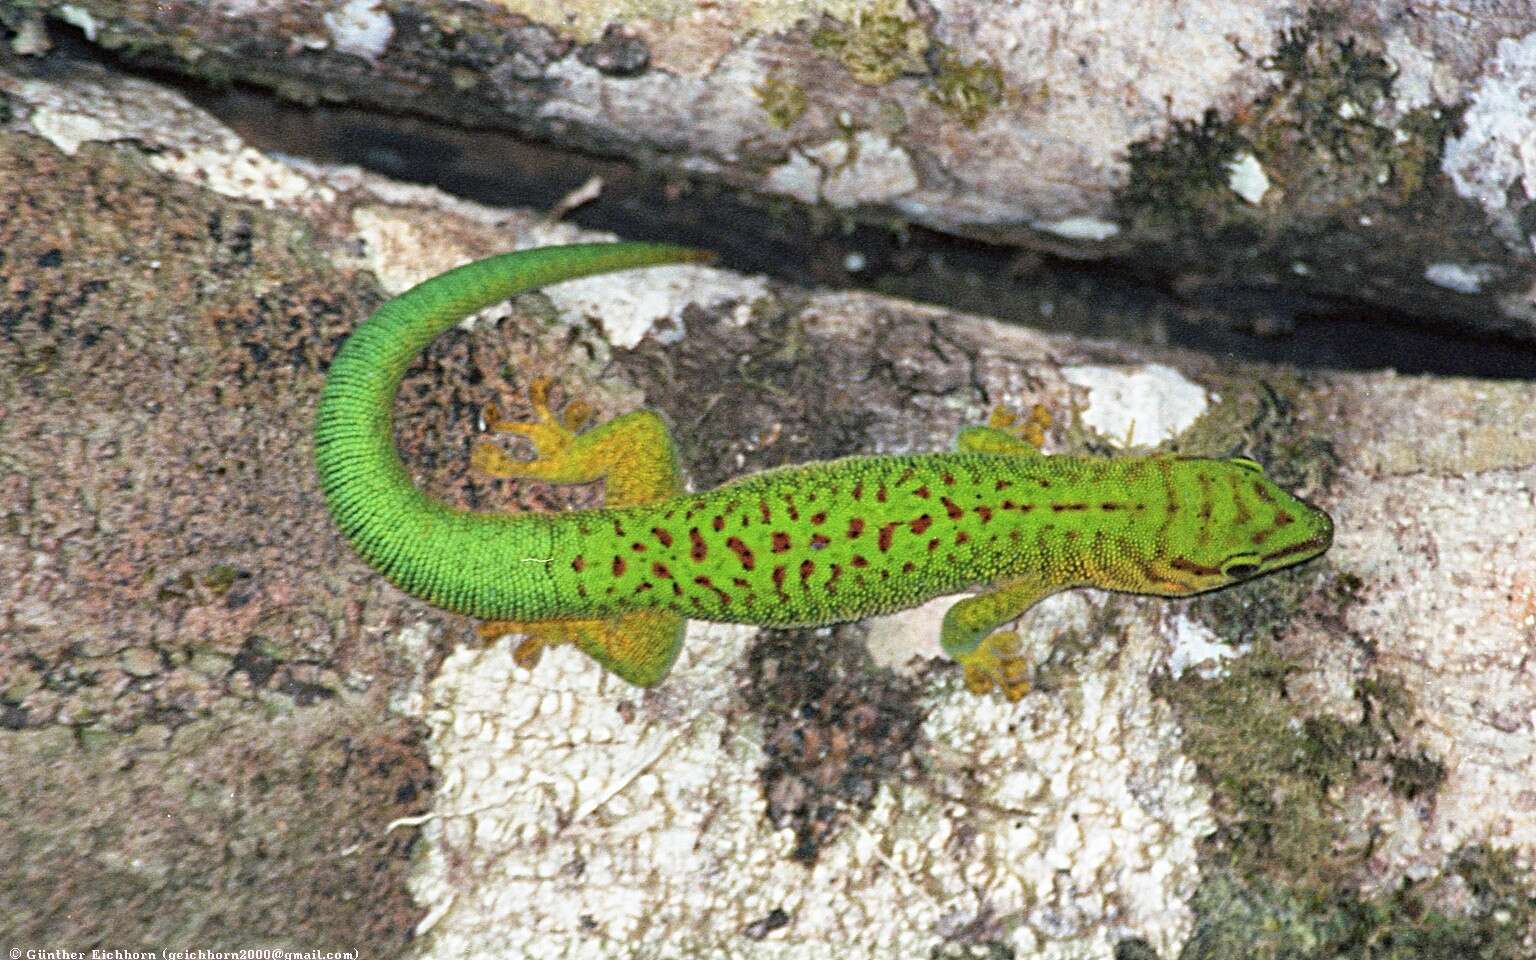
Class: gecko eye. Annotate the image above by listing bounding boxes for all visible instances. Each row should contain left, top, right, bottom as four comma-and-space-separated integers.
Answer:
1229, 457, 1265, 474
1221, 555, 1262, 579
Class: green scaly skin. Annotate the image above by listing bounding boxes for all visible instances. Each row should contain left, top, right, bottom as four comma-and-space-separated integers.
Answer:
315, 243, 1334, 697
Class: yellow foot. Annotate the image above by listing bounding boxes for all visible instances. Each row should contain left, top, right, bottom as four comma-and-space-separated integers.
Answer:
987, 403, 1053, 450
473, 377, 593, 479
477, 619, 566, 673
958, 630, 1032, 702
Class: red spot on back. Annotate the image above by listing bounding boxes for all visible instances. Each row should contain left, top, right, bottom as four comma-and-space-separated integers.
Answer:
851, 555, 869, 568
910, 515, 933, 535
652, 527, 673, 547
1100, 502, 1122, 511
902, 561, 916, 573
955, 531, 970, 545
878, 523, 898, 551
612, 518, 626, 536
631, 542, 647, 552
927, 538, 940, 551
847, 517, 865, 539
712, 515, 726, 532
772, 532, 792, 553
693, 574, 731, 605
976, 505, 994, 522
995, 479, 1011, 491
1051, 503, 1088, 512
571, 556, 586, 572
942, 472, 955, 486
612, 556, 627, 576
913, 485, 931, 499
941, 496, 963, 519
772, 565, 787, 596
1276, 511, 1294, 526
690, 527, 708, 561
784, 496, 800, 521
877, 485, 888, 503
827, 563, 842, 592
852, 481, 864, 500
1252, 482, 1275, 503
799, 558, 815, 584
759, 500, 772, 523
897, 467, 916, 485
652, 562, 672, 578
726, 536, 756, 570
810, 534, 830, 550
811, 511, 827, 525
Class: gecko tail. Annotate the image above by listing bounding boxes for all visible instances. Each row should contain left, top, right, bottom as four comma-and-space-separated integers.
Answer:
313, 242, 712, 619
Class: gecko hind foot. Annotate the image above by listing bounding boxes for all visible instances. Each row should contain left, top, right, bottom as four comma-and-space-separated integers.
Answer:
958, 630, 1032, 702
473, 378, 593, 479
477, 619, 569, 672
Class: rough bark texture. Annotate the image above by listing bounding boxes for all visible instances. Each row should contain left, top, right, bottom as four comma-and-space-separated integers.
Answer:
2, 52, 1534, 960
1, 0, 1533, 344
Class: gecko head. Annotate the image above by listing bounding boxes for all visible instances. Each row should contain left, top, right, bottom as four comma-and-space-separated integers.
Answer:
1155, 456, 1333, 595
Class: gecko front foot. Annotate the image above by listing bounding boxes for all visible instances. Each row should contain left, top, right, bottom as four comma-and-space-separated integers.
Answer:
955, 403, 1053, 456
987, 403, 1052, 449
956, 630, 1032, 702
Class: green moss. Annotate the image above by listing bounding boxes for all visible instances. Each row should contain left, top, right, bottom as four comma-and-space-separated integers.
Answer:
927, 52, 1005, 128
1118, 109, 1252, 232
756, 71, 809, 129
1184, 847, 1536, 960
201, 564, 239, 596
1118, 11, 1460, 237
811, 3, 929, 86
1157, 646, 1348, 882
1247, 16, 1454, 210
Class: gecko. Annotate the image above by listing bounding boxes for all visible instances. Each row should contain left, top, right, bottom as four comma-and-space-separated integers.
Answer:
313, 242, 1334, 700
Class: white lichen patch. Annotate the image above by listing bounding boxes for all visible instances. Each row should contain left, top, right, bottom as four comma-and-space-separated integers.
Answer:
4, 71, 242, 156
147, 145, 334, 209
1164, 613, 1244, 680
481, 0, 897, 45
542, 255, 764, 348
56, 3, 98, 41
763, 150, 824, 206
1443, 31, 1536, 223
798, 132, 921, 209
1036, 216, 1121, 242
2, 68, 338, 211
323, 0, 394, 62
1329, 467, 1536, 889
1060, 364, 1210, 448
1224, 153, 1269, 205
1424, 261, 1496, 295
863, 595, 957, 672
411, 604, 1214, 958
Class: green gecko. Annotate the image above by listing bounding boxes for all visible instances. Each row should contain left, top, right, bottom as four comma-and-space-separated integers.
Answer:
314, 242, 1333, 700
